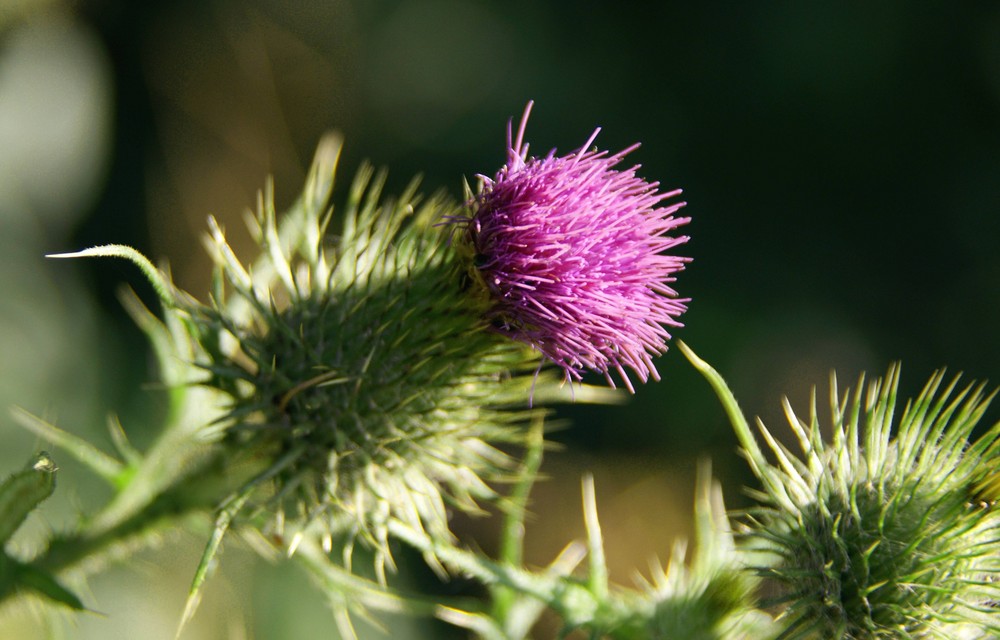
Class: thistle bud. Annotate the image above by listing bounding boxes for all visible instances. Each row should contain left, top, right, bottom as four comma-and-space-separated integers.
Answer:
607, 468, 773, 640
743, 367, 1000, 638
183, 137, 543, 565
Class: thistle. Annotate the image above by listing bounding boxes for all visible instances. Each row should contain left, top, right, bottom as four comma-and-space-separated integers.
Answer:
608, 465, 775, 640
19, 110, 694, 636
681, 343, 1000, 639
192, 136, 556, 568
448, 102, 691, 391
48, 135, 549, 576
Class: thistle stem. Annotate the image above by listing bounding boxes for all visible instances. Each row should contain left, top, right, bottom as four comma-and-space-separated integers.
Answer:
493, 415, 545, 621
388, 519, 574, 605
581, 474, 608, 602
387, 518, 611, 629
0, 476, 217, 608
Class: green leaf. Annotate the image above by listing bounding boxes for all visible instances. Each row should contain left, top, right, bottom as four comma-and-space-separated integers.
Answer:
175, 488, 252, 640
14, 562, 87, 611
0, 451, 58, 545
676, 341, 770, 480
10, 409, 123, 487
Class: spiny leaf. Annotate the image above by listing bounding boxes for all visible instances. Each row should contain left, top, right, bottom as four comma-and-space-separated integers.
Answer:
0, 451, 58, 545
14, 562, 87, 611
175, 488, 252, 640
9, 411, 123, 486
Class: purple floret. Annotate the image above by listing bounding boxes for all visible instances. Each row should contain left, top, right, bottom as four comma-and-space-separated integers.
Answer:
458, 102, 690, 391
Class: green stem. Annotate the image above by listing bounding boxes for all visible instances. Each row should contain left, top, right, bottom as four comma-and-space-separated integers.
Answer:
493, 415, 545, 622
581, 474, 608, 602
0, 447, 264, 609
294, 538, 462, 618
388, 519, 556, 604
387, 519, 601, 626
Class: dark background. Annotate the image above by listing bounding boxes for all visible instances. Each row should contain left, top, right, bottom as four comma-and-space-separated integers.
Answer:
2, 1, 998, 637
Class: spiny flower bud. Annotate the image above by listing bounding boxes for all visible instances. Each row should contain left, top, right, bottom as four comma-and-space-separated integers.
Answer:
743, 366, 1000, 638
189, 136, 544, 565
448, 102, 690, 392
610, 470, 774, 640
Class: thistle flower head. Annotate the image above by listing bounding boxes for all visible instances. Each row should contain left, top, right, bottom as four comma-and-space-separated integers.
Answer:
451, 102, 691, 391
741, 366, 1000, 638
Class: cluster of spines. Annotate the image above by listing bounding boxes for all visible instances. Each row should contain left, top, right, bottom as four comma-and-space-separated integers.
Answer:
744, 366, 1000, 638
187, 138, 544, 569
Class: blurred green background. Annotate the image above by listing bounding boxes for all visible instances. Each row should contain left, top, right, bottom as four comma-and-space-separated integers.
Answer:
2, 1, 998, 638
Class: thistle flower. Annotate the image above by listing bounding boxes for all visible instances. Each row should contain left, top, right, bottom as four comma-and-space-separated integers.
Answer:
450, 102, 691, 391
682, 343, 1000, 639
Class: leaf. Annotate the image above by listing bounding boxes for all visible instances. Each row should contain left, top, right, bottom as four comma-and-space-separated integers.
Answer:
47, 244, 177, 308
10, 409, 123, 487
175, 488, 252, 640
14, 562, 87, 611
0, 451, 58, 545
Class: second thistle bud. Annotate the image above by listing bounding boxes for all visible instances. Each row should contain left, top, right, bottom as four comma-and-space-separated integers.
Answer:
743, 368, 1000, 638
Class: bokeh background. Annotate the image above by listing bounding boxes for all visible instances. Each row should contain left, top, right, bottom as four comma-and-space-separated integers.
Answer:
2, 1, 998, 638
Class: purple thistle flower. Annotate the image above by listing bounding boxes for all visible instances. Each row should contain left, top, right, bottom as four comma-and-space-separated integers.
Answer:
457, 102, 691, 392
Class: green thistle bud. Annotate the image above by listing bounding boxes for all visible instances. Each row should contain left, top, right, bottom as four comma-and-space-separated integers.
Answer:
740, 367, 1000, 638
187, 136, 545, 567
609, 466, 774, 640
